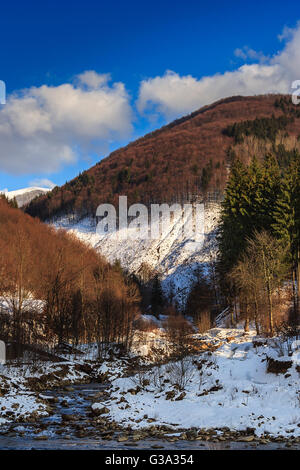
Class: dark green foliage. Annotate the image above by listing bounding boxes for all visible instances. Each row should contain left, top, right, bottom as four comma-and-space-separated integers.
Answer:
78, 171, 91, 187
185, 269, 214, 318
151, 274, 164, 317
274, 96, 300, 118
116, 168, 131, 190
218, 159, 251, 275
271, 157, 300, 316
9, 196, 18, 209
201, 160, 213, 190
276, 144, 300, 168
0, 193, 18, 209
226, 146, 236, 163
223, 115, 293, 144
191, 164, 198, 175
218, 154, 297, 271
218, 150, 300, 316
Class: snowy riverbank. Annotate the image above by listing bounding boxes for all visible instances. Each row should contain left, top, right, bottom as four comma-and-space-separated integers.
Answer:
1, 327, 300, 445
93, 328, 300, 440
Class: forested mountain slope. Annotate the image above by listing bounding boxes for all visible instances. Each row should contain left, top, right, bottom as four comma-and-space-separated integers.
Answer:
26, 94, 300, 221
0, 199, 140, 348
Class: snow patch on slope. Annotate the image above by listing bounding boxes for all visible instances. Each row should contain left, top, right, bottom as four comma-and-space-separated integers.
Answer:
53, 203, 221, 307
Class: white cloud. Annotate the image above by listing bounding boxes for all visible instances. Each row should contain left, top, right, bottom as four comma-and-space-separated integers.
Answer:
0, 71, 133, 174
278, 25, 296, 42
137, 23, 300, 120
76, 71, 112, 89
234, 47, 268, 63
29, 178, 56, 189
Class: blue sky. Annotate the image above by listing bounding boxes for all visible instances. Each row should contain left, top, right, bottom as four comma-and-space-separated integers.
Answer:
0, 0, 300, 191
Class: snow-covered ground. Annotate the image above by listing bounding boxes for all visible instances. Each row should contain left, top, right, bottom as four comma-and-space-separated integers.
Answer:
53, 202, 221, 307
1, 326, 299, 439
93, 328, 300, 438
0, 375, 48, 426
0, 363, 56, 425
0, 356, 98, 425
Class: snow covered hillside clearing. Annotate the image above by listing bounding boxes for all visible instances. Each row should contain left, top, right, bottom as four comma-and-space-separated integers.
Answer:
53, 202, 221, 307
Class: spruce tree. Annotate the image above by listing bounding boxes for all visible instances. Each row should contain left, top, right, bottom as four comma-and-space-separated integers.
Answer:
260, 154, 282, 231
151, 274, 164, 317
272, 157, 300, 318
218, 159, 253, 275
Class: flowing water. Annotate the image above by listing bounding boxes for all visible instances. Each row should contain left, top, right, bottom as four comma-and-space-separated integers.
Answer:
0, 383, 298, 450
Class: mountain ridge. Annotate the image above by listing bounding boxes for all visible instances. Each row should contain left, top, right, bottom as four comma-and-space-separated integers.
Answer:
2, 187, 50, 207
25, 94, 300, 221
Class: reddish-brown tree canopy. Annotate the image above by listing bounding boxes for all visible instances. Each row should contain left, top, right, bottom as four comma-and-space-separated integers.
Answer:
26, 95, 300, 221
0, 199, 140, 348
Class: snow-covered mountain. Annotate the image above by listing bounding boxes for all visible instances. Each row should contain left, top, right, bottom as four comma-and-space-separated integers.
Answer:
53, 202, 221, 307
1, 187, 50, 207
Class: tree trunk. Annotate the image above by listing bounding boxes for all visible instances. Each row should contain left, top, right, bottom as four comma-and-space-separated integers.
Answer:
254, 296, 260, 335
244, 303, 249, 332
267, 280, 273, 335
297, 251, 300, 321
292, 268, 297, 322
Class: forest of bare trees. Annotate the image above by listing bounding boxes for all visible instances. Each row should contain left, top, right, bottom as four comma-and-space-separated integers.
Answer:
0, 199, 140, 358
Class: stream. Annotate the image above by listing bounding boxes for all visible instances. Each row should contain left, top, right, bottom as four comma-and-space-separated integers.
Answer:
0, 383, 299, 450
